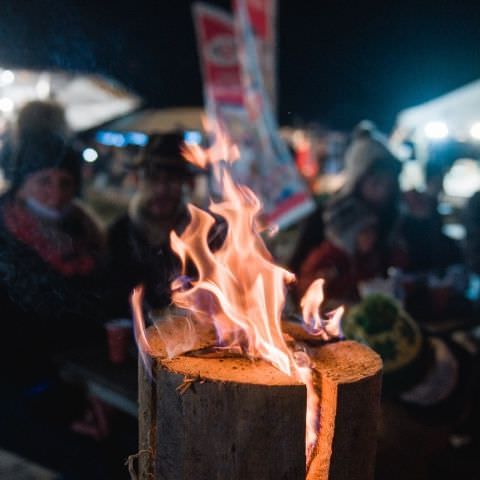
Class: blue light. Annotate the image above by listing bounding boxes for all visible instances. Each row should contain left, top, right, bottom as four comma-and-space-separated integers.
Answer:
184, 130, 202, 145
96, 130, 149, 147
125, 132, 149, 146
112, 133, 127, 147
95, 131, 126, 147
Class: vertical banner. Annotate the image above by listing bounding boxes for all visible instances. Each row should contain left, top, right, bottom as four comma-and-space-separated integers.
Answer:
193, 2, 314, 228
240, 0, 277, 115
192, 3, 243, 112
233, 0, 314, 227
193, 3, 250, 199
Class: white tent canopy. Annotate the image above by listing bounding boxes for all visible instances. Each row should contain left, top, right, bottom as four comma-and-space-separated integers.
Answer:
0, 68, 141, 131
103, 107, 204, 134
394, 79, 480, 141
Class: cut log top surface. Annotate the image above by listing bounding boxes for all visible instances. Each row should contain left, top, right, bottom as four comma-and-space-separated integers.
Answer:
310, 341, 382, 384
144, 319, 381, 387
161, 356, 302, 386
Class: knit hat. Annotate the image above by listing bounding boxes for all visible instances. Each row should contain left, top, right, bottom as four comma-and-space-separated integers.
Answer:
134, 131, 198, 179
342, 120, 401, 194
11, 131, 82, 192
343, 294, 458, 402
16, 100, 69, 139
323, 197, 378, 255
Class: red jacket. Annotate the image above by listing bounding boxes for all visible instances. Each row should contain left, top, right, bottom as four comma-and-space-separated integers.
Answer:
297, 240, 407, 302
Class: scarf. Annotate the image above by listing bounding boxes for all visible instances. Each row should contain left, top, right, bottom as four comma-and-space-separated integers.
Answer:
2, 199, 96, 277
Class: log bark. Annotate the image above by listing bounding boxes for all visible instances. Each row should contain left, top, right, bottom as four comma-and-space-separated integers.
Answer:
138, 322, 382, 480
155, 356, 306, 480
307, 341, 382, 480
138, 357, 156, 479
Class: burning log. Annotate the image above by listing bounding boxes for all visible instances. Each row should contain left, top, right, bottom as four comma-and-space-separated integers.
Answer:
138, 322, 382, 480
135, 119, 382, 479
306, 340, 382, 480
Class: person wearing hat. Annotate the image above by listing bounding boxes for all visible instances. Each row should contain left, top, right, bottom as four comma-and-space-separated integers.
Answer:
297, 199, 407, 302
0, 128, 110, 477
289, 121, 402, 276
328, 121, 403, 243
0, 130, 106, 357
106, 131, 202, 317
1, 100, 71, 182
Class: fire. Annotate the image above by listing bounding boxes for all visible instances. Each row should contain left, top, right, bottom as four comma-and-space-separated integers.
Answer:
301, 279, 344, 340
132, 121, 343, 463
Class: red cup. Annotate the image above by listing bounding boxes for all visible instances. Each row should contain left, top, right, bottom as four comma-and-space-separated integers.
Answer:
105, 319, 132, 364
430, 286, 451, 316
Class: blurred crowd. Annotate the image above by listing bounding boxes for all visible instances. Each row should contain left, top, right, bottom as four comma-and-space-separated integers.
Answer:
290, 120, 480, 479
1, 101, 480, 479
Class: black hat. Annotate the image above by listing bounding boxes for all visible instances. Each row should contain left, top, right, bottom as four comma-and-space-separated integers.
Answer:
12, 131, 82, 192
135, 131, 198, 178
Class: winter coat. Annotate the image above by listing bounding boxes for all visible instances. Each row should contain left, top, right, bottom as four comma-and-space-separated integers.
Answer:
106, 202, 226, 318
298, 240, 407, 302
400, 190, 462, 273
291, 123, 401, 275
463, 191, 480, 274
106, 213, 184, 317
0, 194, 107, 385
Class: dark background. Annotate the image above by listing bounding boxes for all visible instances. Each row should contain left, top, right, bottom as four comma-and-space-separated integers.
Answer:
0, 0, 479, 131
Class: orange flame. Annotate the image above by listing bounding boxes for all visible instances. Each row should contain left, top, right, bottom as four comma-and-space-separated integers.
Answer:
300, 279, 344, 340
181, 115, 239, 172
169, 168, 296, 374
132, 120, 343, 463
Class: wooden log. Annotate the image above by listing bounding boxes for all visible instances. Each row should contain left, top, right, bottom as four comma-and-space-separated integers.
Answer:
307, 341, 382, 480
155, 355, 306, 480
283, 318, 382, 479
139, 322, 382, 480
138, 357, 156, 479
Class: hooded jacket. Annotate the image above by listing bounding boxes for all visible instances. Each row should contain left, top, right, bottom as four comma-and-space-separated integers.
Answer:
289, 121, 402, 275
325, 121, 402, 246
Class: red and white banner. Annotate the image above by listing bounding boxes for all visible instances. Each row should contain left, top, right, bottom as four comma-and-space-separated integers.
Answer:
193, 2, 314, 228
233, 0, 277, 113
193, 3, 243, 109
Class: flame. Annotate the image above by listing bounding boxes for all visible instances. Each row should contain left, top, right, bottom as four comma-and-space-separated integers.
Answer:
181, 115, 239, 172
132, 120, 343, 463
300, 279, 344, 340
169, 169, 296, 374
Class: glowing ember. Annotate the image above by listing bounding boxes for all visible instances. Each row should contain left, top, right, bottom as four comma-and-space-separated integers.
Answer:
132, 121, 343, 463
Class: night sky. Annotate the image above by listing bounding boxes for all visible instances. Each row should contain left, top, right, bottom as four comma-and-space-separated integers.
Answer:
0, 0, 479, 131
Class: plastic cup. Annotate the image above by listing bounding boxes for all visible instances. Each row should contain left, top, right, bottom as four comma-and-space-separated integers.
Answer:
105, 319, 132, 364
430, 286, 451, 316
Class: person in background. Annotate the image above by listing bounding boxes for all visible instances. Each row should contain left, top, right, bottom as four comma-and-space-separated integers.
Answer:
289, 120, 402, 275
0, 100, 70, 184
297, 199, 406, 303
399, 161, 469, 324
0, 126, 106, 377
0, 124, 109, 477
107, 131, 199, 318
463, 190, 480, 275
400, 160, 462, 273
